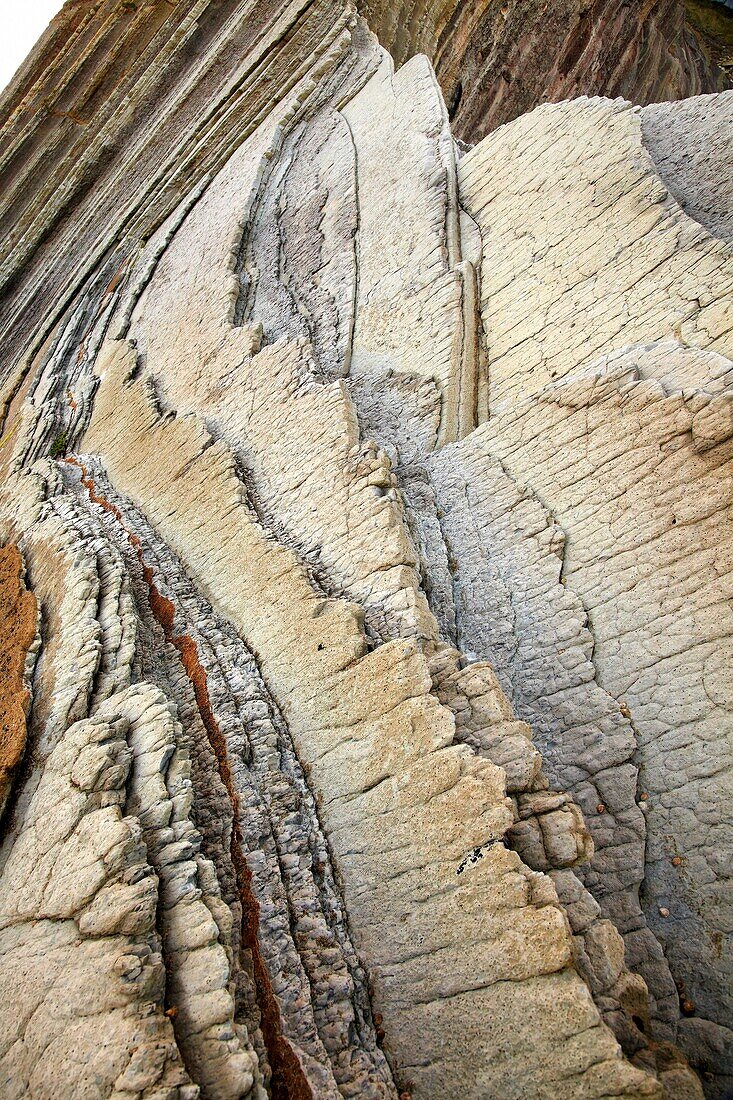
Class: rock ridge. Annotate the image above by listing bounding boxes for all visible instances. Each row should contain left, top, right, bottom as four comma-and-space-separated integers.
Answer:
0, 4, 730, 1099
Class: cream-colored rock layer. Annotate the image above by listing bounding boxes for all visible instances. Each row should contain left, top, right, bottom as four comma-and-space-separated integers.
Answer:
458, 94, 733, 412
469, 349, 733, 1083
121, 59, 581, 876
0, 462, 265, 1099
0, 694, 194, 1099
424, 414, 683, 1019
455, 92, 732, 1089
0, 15, 725, 1094
0, 34, 623, 1093
640, 92, 733, 242
341, 51, 478, 449
0, 461, 130, 759
79, 335, 660, 1098
125, 101, 436, 647
225, 42, 478, 455
0, 680, 264, 1099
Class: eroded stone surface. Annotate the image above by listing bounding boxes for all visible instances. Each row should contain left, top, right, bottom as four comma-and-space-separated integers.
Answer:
451, 359, 733, 1090
0, 5, 728, 1099
0, 544, 38, 819
447, 93, 732, 1096
458, 94, 733, 410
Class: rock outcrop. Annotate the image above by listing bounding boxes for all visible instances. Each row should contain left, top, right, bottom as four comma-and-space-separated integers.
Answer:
0, 3, 730, 1099
0, 543, 38, 817
360, 0, 731, 138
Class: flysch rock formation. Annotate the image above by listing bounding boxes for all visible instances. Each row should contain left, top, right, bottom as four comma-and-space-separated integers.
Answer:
0, 2, 730, 1099
358, 0, 732, 139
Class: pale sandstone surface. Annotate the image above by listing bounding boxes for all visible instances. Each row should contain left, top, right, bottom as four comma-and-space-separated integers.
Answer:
0, 4, 729, 1100
75, 329, 654, 1098
438, 357, 733, 1093
458, 93, 733, 408
452, 91, 733, 1096
641, 92, 733, 241
0, 0, 725, 387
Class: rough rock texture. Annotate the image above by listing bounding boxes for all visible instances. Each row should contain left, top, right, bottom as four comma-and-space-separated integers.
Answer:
453, 90, 733, 1097
0, 0, 729, 391
0, 3, 730, 1100
457, 92, 733, 408
641, 92, 733, 239
359, 0, 731, 139
0, 544, 38, 818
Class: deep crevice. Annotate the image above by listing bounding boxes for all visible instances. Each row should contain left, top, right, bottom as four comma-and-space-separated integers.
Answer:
66, 456, 313, 1100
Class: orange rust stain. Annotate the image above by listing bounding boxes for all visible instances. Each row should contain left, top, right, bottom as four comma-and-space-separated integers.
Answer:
104, 261, 128, 295
66, 388, 78, 412
50, 107, 90, 126
0, 544, 37, 814
66, 458, 311, 1100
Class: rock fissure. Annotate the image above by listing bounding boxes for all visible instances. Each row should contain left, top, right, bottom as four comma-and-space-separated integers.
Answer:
67, 457, 314, 1100
0, 6, 731, 1098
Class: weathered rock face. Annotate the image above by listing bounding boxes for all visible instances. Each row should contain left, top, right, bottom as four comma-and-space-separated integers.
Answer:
0, 3, 730, 1100
0, 544, 38, 817
360, 0, 731, 139
451, 89, 733, 1095
0, 0, 729, 392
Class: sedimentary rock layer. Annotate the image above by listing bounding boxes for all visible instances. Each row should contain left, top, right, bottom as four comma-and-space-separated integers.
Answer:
0, 0, 729, 395
0, 543, 38, 818
359, 0, 730, 138
454, 90, 733, 1097
457, 93, 733, 409
0, 3, 730, 1099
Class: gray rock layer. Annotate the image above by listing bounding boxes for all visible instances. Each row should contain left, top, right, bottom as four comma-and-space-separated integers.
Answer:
0, 5, 730, 1100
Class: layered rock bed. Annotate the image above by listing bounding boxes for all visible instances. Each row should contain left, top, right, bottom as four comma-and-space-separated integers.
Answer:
0, 3, 731, 1098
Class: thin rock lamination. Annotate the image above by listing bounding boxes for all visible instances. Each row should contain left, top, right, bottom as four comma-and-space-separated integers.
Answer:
0, 4, 730, 1100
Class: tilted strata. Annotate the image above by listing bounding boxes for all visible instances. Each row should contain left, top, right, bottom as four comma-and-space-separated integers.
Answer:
432, 356, 733, 1093
451, 89, 733, 1094
0, 2, 730, 1099
457, 93, 733, 408
358, 0, 731, 139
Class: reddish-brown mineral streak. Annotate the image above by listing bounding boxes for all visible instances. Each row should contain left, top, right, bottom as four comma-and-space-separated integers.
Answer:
0, 544, 37, 812
67, 458, 313, 1100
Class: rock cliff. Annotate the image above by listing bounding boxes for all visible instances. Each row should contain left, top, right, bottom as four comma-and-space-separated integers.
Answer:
0, 3, 730, 1099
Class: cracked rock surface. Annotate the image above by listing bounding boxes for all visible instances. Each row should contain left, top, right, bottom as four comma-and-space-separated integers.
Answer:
0, 3, 730, 1099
